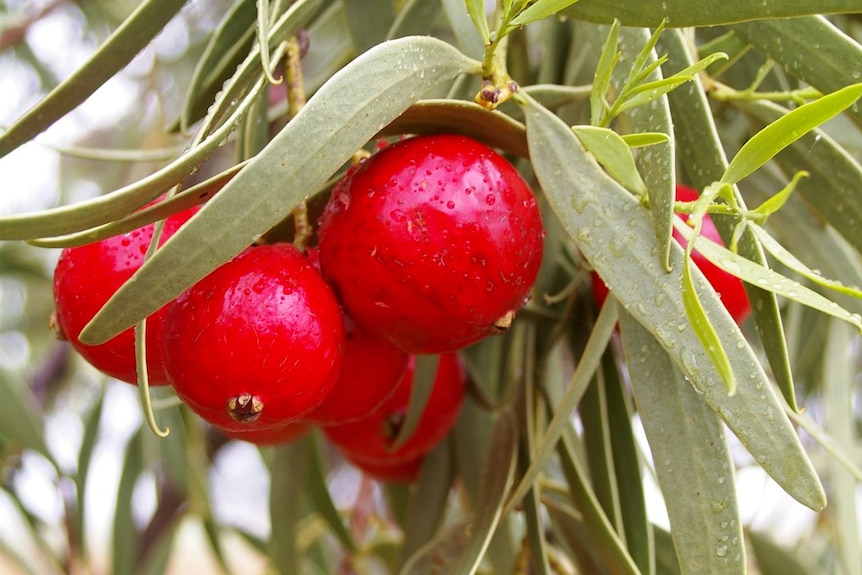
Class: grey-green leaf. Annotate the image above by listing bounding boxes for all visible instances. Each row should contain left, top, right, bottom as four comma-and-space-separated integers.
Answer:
523, 95, 826, 510
79, 36, 480, 345
621, 313, 745, 575
391, 355, 440, 451
0, 0, 188, 158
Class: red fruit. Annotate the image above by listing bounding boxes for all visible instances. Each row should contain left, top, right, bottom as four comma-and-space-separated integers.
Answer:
343, 452, 423, 483
318, 134, 544, 354
592, 184, 751, 325
221, 422, 309, 446
323, 353, 466, 464
52, 207, 197, 385
163, 243, 345, 431
304, 317, 410, 426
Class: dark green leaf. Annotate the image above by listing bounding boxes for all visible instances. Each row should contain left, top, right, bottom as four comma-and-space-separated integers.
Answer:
562, 0, 862, 28
747, 530, 814, 575
112, 430, 143, 575
732, 16, 862, 125
0, 0, 188, 158
721, 83, 862, 185
0, 372, 52, 464
523, 96, 826, 510
78, 36, 481, 345
621, 313, 745, 575
344, 0, 396, 53
74, 392, 105, 561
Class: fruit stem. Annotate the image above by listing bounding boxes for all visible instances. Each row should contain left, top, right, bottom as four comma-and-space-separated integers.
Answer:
475, 28, 518, 110
284, 33, 313, 250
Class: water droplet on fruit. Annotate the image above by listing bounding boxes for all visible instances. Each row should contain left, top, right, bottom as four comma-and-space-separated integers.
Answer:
446, 201, 455, 209
390, 209, 407, 222
120, 237, 131, 247
484, 194, 496, 205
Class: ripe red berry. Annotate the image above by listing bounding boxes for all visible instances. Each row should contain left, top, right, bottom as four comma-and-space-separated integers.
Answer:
318, 134, 544, 354
163, 243, 345, 431
304, 317, 410, 426
324, 353, 466, 465
52, 207, 197, 385
592, 184, 751, 325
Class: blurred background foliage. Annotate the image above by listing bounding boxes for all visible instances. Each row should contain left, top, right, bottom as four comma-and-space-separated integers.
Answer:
1, 1, 860, 574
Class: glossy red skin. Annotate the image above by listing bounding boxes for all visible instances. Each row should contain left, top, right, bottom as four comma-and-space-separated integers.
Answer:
343, 451, 423, 483
304, 317, 410, 426
163, 243, 345, 431
323, 353, 465, 464
52, 208, 197, 385
592, 185, 751, 325
318, 134, 545, 354
221, 422, 309, 445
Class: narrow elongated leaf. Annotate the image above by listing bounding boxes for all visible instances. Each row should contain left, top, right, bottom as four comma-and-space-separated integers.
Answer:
721, 83, 862, 185
400, 410, 517, 575
464, 0, 491, 44
112, 430, 143, 575
269, 442, 306, 575
0, 0, 188, 158
523, 96, 826, 510
74, 393, 105, 561
620, 312, 745, 575
736, 98, 862, 256
747, 530, 814, 575
562, 0, 862, 28
0, 372, 52, 463
181, 0, 256, 131
307, 433, 355, 552
557, 427, 641, 575
391, 355, 440, 451
79, 36, 480, 345
343, 0, 396, 53
660, 27, 797, 411
511, 0, 583, 26
732, 16, 862, 124
441, 0, 485, 60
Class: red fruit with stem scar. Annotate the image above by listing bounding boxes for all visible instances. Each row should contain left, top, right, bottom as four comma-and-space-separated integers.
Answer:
317, 134, 545, 354
51, 206, 198, 385
592, 184, 751, 325
162, 243, 345, 431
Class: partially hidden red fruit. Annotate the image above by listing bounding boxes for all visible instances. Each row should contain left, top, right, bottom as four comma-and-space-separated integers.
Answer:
343, 452, 423, 483
52, 206, 198, 385
592, 184, 751, 325
220, 422, 309, 446
304, 317, 410, 426
163, 243, 345, 431
318, 134, 545, 354
324, 353, 466, 465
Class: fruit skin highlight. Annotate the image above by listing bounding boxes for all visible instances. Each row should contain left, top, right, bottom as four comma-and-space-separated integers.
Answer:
162, 243, 345, 432
318, 133, 545, 354
592, 184, 751, 325
324, 353, 466, 465
52, 206, 197, 385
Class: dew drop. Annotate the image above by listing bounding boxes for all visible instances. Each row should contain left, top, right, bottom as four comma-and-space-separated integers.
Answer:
447, 201, 455, 209
484, 194, 496, 206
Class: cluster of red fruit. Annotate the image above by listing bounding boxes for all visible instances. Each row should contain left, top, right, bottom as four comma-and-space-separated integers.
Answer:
52, 134, 546, 482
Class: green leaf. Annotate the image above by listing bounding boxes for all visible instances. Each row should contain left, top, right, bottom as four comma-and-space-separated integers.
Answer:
674, 220, 862, 332
590, 20, 620, 127
344, 0, 396, 53
504, 295, 618, 512
747, 530, 814, 575
179, 0, 256, 131
307, 433, 356, 552
441, 0, 486, 60
571, 126, 646, 194
562, 0, 862, 27
736, 98, 862, 256
269, 441, 306, 575
391, 355, 439, 451
78, 36, 480, 345
112, 430, 144, 575
721, 83, 862, 185
732, 16, 862, 125
0, 371, 53, 464
523, 95, 826, 510
465, 0, 491, 44
0, 0, 188, 159
660, 26, 799, 413
622, 132, 668, 147
400, 410, 518, 575
511, 0, 583, 26
395, 440, 456, 572
620, 313, 745, 575
74, 393, 105, 562
0, 80, 263, 241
